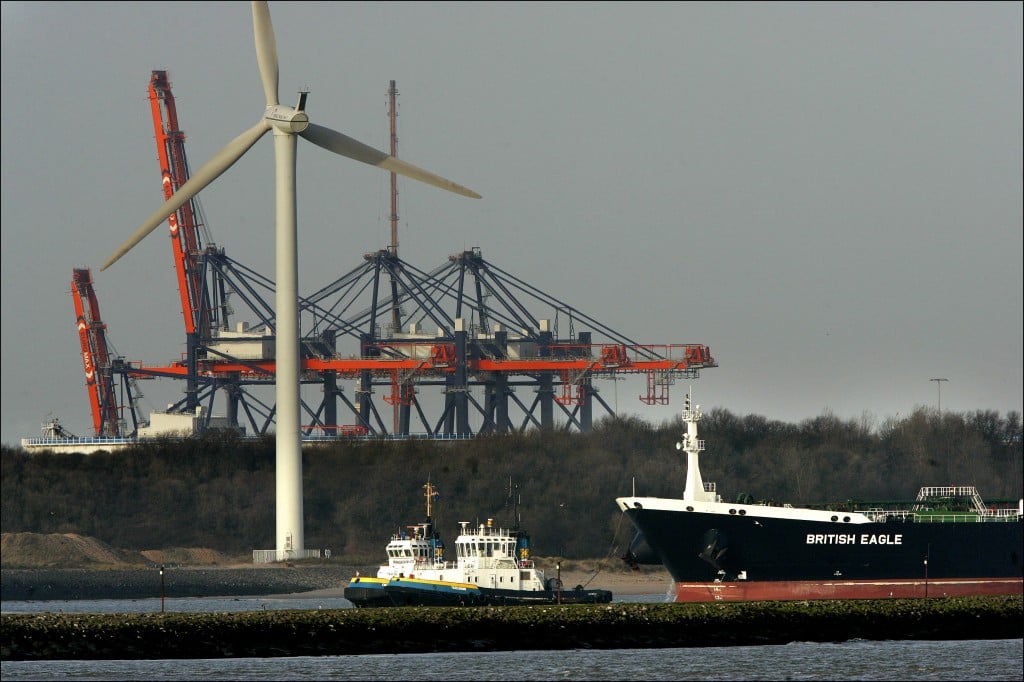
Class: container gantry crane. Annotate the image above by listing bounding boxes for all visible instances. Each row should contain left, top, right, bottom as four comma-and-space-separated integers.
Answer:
91, 75, 716, 440
146, 70, 235, 416
71, 268, 146, 437
116, 245, 716, 438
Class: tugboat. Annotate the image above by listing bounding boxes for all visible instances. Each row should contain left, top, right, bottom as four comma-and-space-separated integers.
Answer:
617, 389, 1024, 602
345, 481, 613, 607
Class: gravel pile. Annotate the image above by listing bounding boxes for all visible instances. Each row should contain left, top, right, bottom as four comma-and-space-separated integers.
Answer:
1, 565, 374, 601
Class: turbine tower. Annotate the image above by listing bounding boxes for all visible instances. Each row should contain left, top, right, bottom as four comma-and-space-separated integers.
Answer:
102, 1, 479, 560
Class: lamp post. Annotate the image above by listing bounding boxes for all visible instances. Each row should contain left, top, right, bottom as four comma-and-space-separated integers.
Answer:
930, 378, 948, 415
923, 544, 930, 599
556, 561, 562, 604
931, 378, 950, 481
159, 565, 165, 613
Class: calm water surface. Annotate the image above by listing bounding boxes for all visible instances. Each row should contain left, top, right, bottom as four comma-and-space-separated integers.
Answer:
2, 640, 1021, 681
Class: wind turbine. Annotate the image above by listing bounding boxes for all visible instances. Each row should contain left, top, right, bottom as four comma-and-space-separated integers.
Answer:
101, 1, 479, 560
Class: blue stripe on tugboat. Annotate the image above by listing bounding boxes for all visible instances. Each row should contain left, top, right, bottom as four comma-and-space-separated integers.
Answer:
616, 389, 1024, 602
345, 481, 612, 607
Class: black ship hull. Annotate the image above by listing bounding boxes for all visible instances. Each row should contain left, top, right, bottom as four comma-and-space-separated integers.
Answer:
620, 499, 1023, 602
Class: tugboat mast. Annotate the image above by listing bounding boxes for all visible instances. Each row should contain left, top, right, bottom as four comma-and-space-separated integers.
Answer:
424, 480, 438, 519
507, 477, 522, 529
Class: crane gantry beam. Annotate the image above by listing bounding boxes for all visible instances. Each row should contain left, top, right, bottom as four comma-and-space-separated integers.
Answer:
122, 343, 714, 385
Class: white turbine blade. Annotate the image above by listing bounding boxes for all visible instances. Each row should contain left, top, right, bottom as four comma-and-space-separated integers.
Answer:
252, 1, 279, 107
300, 123, 481, 199
102, 120, 271, 271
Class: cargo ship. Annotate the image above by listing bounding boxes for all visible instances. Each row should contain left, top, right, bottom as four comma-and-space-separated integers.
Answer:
616, 392, 1023, 602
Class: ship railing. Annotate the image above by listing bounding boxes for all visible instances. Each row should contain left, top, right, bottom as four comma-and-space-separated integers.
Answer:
863, 509, 1019, 523
914, 486, 988, 513
913, 512, 1010, 523
428, 560, 457, 571
860, 508, 893, 522
916, 485, 980, 499
982, 507, 1022, 520
21, 433, 481, 449
460, 526, 515, 538
21, 436, 135, 447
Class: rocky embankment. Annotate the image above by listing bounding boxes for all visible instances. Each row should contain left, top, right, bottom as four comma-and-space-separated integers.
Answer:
1, 565, 367, 601
4, 597, 1022, 660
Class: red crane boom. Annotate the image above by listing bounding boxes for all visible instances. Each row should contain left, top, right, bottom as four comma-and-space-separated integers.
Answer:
147, 70, 209, 337
71, 268, 121, 437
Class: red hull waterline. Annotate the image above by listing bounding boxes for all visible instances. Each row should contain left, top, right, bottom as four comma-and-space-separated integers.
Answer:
673, 578, 1024, 602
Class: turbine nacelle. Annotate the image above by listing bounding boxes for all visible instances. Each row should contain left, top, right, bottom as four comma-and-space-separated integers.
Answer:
264, 105, 309, 134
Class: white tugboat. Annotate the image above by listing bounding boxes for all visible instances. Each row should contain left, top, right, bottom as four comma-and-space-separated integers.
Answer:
345, 481, 613, 607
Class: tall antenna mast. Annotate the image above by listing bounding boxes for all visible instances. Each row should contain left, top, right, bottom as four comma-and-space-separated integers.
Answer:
387, 80, 402, 433
387, 80, 400, 260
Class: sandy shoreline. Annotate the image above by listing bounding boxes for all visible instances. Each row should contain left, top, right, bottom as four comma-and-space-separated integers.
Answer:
1, 565, 674, 602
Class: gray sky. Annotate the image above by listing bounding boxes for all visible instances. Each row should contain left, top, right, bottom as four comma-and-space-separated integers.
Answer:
2, 1, 1021, 446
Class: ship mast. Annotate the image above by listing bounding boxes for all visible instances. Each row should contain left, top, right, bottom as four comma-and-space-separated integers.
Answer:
424, 479, 438, 519
679, 389, 716, 503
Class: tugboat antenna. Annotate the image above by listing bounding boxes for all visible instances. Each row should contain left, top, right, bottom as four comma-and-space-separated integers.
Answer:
508, 476, 522, 529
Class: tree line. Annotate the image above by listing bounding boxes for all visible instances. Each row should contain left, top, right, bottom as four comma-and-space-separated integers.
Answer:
2, 407, 1020, 562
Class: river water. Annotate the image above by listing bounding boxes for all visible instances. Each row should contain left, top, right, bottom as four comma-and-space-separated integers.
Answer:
2, 595, 1021, 681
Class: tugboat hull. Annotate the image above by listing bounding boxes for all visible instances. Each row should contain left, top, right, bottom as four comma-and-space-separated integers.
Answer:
346, 576, 612, 607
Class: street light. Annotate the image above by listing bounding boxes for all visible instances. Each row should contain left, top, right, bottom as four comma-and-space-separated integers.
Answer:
923, 544, 931, 599
930, 378, 948, 415
930, 378, 951, 482
159, 565, 165, 613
